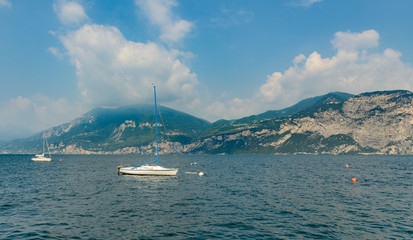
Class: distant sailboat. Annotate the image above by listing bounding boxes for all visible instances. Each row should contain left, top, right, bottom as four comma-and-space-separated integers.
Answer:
32, 130, 51, 162
118, 85, 178, 176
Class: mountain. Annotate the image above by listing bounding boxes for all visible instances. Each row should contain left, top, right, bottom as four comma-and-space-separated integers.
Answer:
189, 90, 413, 154
0, 105, 211, 154
234, 91, 353, 123
199, 92, 353, 139
1, 90, 412, 155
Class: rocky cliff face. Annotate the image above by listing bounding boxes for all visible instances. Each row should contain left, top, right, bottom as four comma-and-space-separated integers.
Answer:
342, 91, 413, 154
182, 90, 413, 154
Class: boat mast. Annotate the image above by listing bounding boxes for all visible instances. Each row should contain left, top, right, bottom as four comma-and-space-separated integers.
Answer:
42, 130, 45, 155
45, 131, 51, 158
154, 85, 159, 166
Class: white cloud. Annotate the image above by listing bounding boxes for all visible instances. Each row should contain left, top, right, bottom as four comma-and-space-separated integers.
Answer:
0, 0, 11, 8
259, 72, 283, 102
207, 101, 226, 119
135, 0, 193, 43
293, 54, 306, 65
332, 29, 379, 51
289, 0, 322, 7
206, 98, 256, 121
47, 47, 64, 60
59, 24, 199, 110
255, 30, 413, 110
53, 0, 89, 25
161, 19, 192, 43
0, 95, 82, 140
228, 98, 254, 118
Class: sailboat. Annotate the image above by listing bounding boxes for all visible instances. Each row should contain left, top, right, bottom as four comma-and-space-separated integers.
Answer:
118, 85, 178, 176
32, 130, 52, 162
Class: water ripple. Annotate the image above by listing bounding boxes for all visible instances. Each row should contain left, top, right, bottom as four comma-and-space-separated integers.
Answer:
0, 154, 412, 239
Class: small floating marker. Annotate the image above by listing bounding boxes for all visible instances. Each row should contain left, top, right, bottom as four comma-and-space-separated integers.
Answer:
351, 177, 357, 183
60, 159, 62, 162
345, 164, 349, 168
198, 172, 204, 176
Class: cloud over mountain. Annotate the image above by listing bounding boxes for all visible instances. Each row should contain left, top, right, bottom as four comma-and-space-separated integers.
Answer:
206, 29, 413, 120
59, 23, 199, 109
257, 29, 413, 108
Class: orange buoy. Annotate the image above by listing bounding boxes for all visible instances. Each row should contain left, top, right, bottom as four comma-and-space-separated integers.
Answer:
351, 178, 357, 183
345, 164, 349, 168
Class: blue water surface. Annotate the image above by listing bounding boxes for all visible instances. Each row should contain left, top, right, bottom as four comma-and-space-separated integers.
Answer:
0, 154, 412, 239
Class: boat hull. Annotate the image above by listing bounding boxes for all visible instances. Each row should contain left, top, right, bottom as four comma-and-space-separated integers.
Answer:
32, 154, 51, 162
119, 166, 178, 176
32, 157, 51, 162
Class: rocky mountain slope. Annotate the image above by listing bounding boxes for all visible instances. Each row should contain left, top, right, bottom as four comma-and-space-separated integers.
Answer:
1, 90, 412, 155
188, 90, 413, 154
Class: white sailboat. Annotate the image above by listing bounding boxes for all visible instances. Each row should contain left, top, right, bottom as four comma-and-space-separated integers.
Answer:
32, 130, 51, 162
119, 85, 178, 176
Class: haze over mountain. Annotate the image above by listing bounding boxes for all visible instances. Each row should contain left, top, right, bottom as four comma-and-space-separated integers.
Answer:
1, 90, 412, 155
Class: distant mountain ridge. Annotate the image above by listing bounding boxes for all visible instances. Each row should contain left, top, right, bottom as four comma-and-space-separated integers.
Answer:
1, 104, 211, 154
217, 92, 354, 125
1, 90, 412, 155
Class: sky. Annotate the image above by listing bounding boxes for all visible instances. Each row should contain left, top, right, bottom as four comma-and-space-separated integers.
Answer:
1, 0, 413, 140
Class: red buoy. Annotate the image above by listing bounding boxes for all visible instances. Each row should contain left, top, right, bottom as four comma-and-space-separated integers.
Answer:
345, 164, 349, 168
351, 178, 357, 183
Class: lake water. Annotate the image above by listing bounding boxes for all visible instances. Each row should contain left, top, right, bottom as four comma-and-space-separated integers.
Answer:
0, 154, 412, 239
